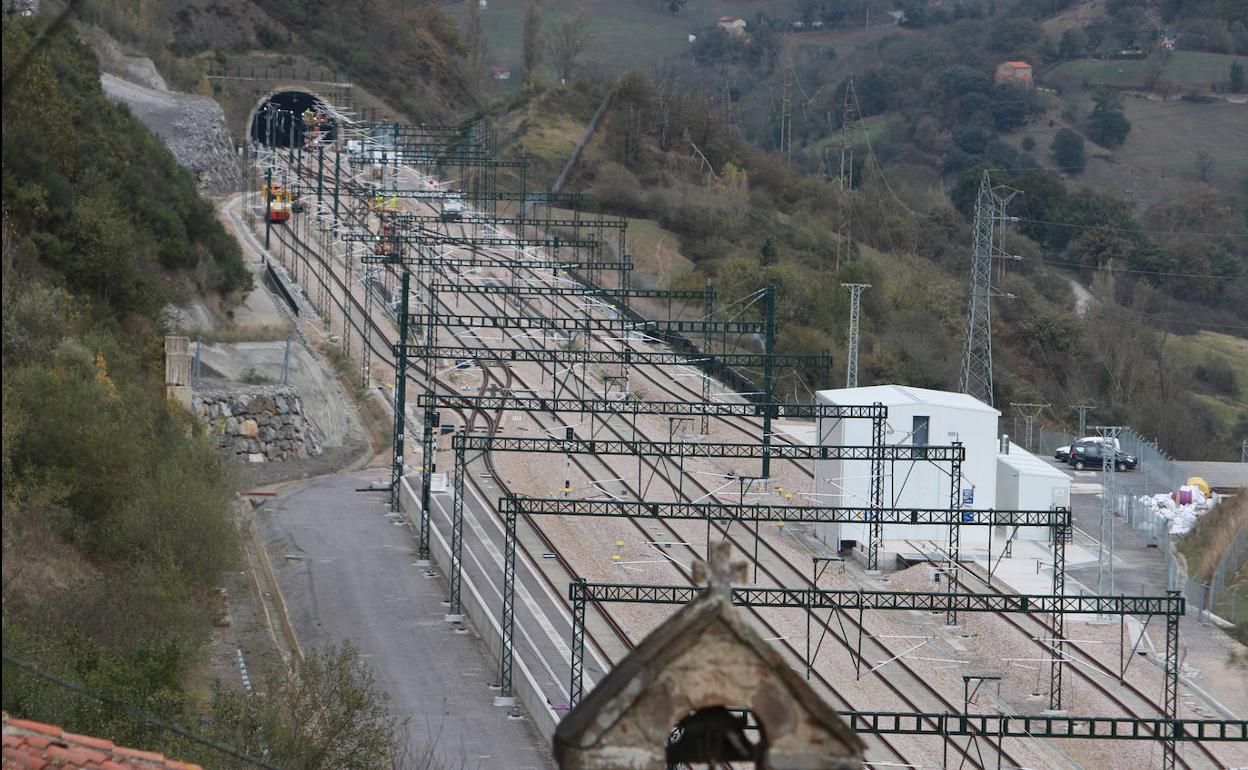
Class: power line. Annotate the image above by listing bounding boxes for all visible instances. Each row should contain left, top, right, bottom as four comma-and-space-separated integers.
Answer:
981, 154, 1248, 174
1, 655, 281, 770
1107, 307, 1248, 331
1024, 254, 1248, 281
1012, 216, 1248, 239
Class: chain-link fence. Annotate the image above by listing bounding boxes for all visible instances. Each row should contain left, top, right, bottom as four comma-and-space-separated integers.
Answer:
1035, 425, 1187, 497
1114, 493, 1175, 545
1185, 521, 1248, 625
1038, 423, 1223, 610
1117, 428, 1189, 498
1036, 427, 1075, 458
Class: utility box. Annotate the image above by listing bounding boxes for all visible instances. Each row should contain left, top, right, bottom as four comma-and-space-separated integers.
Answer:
996, 441, 1070, 541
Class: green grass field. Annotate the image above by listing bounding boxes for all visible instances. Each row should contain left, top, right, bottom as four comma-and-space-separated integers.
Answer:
1007, 94, 1248, 209
1048, 51, 1245, 89
1169, 332, 1248, 428
450, 0, 785, 78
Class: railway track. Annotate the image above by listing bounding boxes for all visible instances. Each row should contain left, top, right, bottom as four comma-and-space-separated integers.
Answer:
326, 199, 1027, 767
906, 547, 1228, 770
260, 148, 1227, 769
262, 157, 931, 764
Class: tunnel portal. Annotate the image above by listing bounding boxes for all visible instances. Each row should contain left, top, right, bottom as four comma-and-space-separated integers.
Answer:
251, 91, 336, 147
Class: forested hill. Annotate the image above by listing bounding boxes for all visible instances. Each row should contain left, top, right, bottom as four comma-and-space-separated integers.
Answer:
483, 24, 1247, 460
2, 16, 244, 762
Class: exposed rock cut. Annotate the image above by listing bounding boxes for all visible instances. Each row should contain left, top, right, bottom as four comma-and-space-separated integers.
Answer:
101, 73, 243, 194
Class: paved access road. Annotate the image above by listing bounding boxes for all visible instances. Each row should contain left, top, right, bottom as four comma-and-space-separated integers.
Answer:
256, 470, 554, 769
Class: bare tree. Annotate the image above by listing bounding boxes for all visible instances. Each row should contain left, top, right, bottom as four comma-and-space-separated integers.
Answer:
522, 0, 543, 83
1195, 150, 1214, 183
549, 9, 592, 83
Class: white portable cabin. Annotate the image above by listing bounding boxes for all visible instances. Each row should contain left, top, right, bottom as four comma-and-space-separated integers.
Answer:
996, 441, 1070, 542
812, 385, 1001, 565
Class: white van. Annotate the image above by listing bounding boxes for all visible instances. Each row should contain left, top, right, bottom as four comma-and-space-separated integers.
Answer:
440, 196, 465, 222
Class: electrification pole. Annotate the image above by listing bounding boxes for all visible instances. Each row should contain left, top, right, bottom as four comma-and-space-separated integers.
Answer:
264, 168, 272, 251
843, 283, 870, 388
1071, 404, 1095, 438
1093, 425, 1124, 599
391, 271, 411, 510
761, 285, 777, 481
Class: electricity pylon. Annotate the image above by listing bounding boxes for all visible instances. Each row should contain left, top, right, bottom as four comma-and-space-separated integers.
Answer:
836, 80, 861, 272
958, 171, 1019, 407
843, 283, 871, 388
780, 60, 793, 169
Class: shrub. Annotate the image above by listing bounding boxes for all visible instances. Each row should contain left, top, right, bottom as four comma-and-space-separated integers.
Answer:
213, 643, 408, 770
1050, 128, 1086, 173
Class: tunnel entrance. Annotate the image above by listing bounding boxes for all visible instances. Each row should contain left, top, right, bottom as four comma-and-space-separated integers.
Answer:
250, 91, 336, 148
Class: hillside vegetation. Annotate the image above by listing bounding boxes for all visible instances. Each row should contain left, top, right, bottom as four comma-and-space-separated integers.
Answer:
3, 16, 410, 766
493, 67, 1246, 458
1, 16, 247, 758
248, 0, 473, 120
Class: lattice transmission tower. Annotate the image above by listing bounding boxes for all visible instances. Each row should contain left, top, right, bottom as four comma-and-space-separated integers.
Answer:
1071, 403, 1095, 438
843, 283, 870, 387
780, 60, 793, 169
835, 79, 861, 272
958, 171, 1019, 407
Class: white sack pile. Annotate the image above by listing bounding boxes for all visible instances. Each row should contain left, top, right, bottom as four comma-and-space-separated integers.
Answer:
1137, 486, 1215, 535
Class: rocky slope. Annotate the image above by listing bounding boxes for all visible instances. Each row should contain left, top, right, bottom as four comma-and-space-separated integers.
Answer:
100, 72, 242, 194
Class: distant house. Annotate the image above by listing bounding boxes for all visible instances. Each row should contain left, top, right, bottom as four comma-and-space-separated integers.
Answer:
1161, 33, 1178, 51
717, 16, 747, 36
491, 67, 511, 81
994, 60, 1034, 88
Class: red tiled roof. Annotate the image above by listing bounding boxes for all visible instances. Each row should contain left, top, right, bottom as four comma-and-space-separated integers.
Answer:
2, 713, 203, 770
1003, 60, 1032, 68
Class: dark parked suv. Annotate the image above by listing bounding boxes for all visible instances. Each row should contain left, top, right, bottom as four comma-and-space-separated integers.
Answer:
1068, 442, 1137, 471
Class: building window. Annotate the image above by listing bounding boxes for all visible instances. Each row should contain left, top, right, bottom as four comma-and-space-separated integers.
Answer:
912, 415, 929, 459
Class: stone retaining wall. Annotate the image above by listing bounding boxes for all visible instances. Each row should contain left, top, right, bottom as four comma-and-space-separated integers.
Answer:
193, 384, 323, 463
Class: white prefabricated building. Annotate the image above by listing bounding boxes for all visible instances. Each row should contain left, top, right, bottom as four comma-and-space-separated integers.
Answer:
809, 385, 1066, 566
996, 441, 1071, 517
